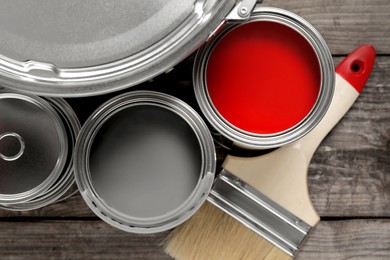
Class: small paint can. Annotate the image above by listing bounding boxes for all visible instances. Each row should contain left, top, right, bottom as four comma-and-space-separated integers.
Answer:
74, 91, 215, 233
194, 7, 335, 149
0, 89, 80, 210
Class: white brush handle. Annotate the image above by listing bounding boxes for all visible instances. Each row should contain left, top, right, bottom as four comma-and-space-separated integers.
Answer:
294, 74, 359, 159
223, 45, 375, 226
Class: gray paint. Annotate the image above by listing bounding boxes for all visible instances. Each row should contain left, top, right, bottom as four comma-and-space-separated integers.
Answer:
89, 105, 202, 219
0, 98, 60, 194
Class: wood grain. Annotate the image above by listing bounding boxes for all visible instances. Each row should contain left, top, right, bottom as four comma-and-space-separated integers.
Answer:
309, 56, 390, 217
0, 220, 387, 260
0, 220, 171, 260
297, 219, 390, 259
261, 0, 390, 55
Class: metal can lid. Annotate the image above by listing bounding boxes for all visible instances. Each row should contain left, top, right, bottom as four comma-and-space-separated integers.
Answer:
0, 91, 68, 204
0, 1, 236, 96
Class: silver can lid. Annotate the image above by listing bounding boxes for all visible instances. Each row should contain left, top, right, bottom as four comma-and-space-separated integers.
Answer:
0, 91, 68, 204
0, 0, 237, 96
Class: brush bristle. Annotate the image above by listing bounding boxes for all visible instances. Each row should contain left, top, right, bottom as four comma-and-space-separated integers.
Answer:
165, 202, 291, 260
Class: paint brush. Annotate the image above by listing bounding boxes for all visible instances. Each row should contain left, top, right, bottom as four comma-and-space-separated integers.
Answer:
165, 45, 376, 259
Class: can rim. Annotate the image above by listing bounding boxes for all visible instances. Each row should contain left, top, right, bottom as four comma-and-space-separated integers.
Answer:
0, 97, 80, 211
194, 7, 335, 149
0, 91, 69, 204
74, 90, 216, 233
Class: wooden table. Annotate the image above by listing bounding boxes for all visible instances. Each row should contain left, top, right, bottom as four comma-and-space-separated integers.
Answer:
0, 0, 389, 259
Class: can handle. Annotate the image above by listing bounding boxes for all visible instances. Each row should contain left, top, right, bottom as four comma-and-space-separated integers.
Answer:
225, 0, 263, 21
0, 132, 25, 161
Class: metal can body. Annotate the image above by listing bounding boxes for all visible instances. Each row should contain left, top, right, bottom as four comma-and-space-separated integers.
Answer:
0, 89, 80, 210
74, 91, 215, 233
194, 7, 335, 149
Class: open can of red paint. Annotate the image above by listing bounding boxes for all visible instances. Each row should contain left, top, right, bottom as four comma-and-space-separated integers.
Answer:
74, 91, 215, 233
194, 7, 335, 149
0, 89, 80, 210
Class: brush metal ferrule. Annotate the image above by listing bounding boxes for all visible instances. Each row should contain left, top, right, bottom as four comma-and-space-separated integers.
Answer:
207, 169, 311, 256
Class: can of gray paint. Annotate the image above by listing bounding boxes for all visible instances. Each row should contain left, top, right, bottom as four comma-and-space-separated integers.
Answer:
0, 89, 80, 210
74, 91, 216, 233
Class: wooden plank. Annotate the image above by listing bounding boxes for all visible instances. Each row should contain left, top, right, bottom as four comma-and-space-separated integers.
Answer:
0, 220, 171, 260
0, 219, 387, 259
0, 56, 388, 218
309, 56, 390, 217
297, 219, 390, 259
260, 0, 390, 55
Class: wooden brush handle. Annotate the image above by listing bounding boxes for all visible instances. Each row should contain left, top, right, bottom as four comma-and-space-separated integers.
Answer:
223, 45, 376, 226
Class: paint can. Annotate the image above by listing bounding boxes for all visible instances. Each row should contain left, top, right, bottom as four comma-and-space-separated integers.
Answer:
74, 91, 215, 233
194, 7, 335, 149
0, 89, 80, 210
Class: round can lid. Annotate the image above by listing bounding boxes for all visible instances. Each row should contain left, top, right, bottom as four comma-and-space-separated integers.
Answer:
0, 0, 236, 96
0, 91, 68, 203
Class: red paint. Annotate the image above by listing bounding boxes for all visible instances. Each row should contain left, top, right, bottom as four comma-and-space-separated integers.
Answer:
206, 21, 321, 134
336, 45, 376, 93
